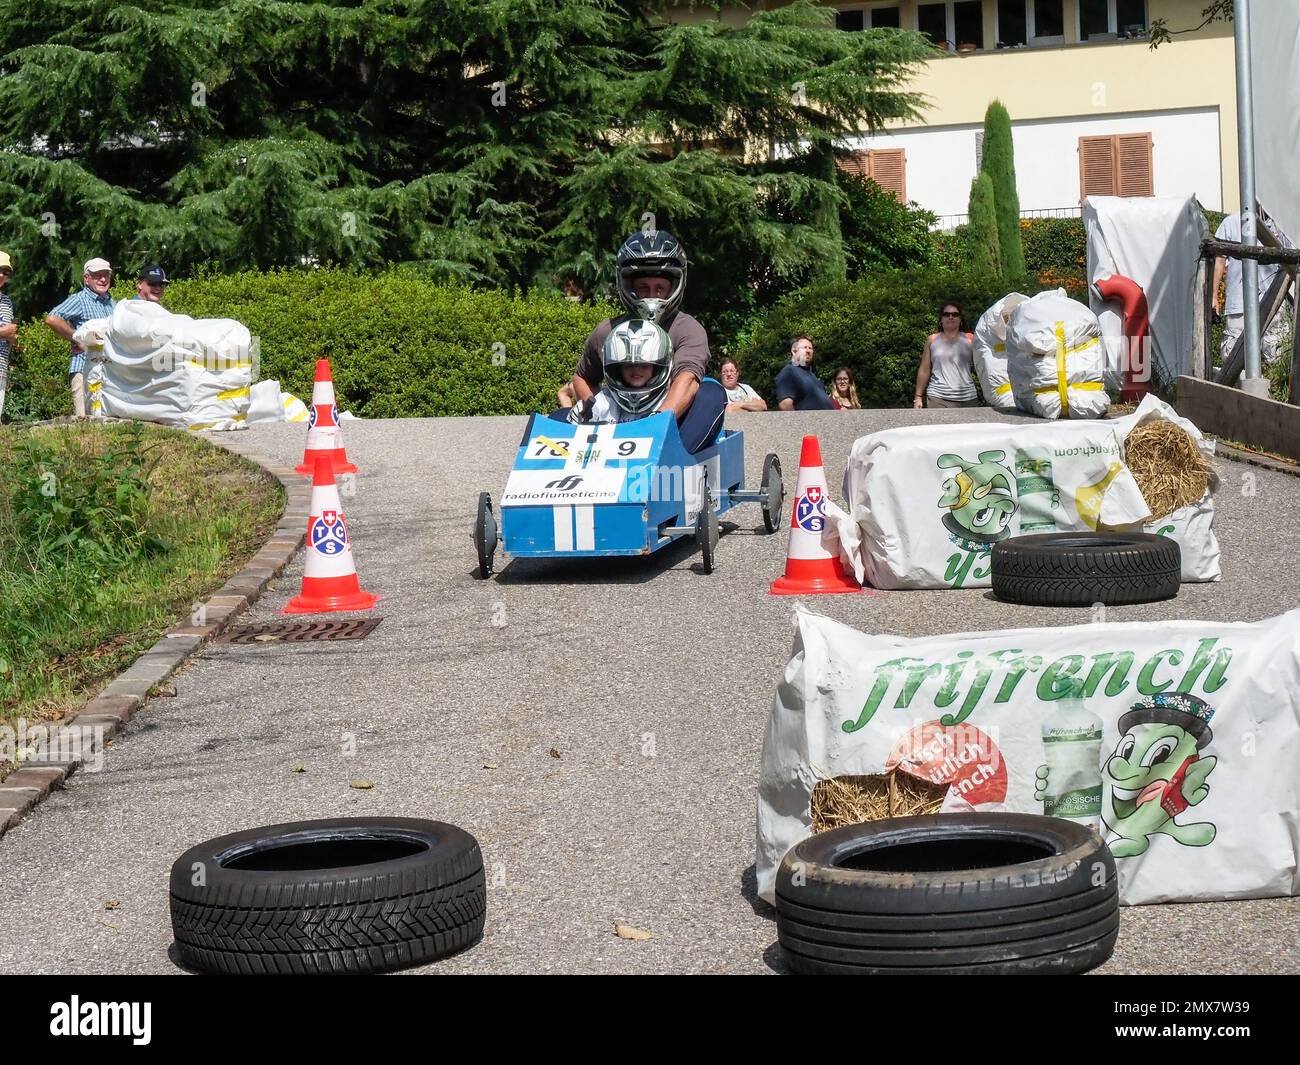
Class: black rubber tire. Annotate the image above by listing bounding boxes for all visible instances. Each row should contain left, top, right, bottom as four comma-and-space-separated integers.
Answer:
774, 877, 1116, 933
780, 927, 1119, 976
474, 491, 497, 579
991, 531, 1180, 606
761, 453, 785, 534
778, 892, 1117, 950
170, 818, 486, 975
696, 472, 719, 573
775, 814, 1117, 975
776, 814, 1115, 917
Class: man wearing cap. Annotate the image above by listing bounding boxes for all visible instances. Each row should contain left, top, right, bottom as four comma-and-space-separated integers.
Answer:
45, 257, 116, 417
135, 264, 168, 303
0, 252, 15, 421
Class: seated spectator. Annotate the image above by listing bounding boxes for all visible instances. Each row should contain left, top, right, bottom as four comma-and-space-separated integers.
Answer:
914, 302, 979, 409
775, 335, 833, 411
830, 366, 861, 410
719, 357, 766, 412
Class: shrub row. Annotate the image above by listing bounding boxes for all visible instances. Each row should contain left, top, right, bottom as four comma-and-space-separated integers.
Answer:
4, 269, 617, 421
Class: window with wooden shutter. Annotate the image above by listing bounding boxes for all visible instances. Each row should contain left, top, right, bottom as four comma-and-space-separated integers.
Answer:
1078, 133, 1152, 203
838, 148, 907, 202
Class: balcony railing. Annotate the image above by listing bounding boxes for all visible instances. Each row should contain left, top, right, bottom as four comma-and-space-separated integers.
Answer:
931, 206, 1083, 231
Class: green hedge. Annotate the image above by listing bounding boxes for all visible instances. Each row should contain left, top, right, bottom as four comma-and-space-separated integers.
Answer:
734, 269, 1038, 408
4, 269, 617, 421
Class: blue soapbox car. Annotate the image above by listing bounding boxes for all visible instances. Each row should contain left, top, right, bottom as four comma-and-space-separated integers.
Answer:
474, 411, 784, 576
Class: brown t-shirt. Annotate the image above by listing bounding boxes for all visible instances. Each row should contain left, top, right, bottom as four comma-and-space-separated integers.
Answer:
575, 312, 710, 389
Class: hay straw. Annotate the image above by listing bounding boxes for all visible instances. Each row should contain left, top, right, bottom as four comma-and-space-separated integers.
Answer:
810, 772, 948, 833
1123, 421, 1214, 520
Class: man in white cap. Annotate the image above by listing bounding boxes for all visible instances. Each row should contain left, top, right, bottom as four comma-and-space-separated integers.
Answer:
0, 252, 15, 421
45, 257, 116, 417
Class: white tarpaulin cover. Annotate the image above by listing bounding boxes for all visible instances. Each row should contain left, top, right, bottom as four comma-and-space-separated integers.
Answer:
972, 292, 1028, 411
1252, 4, 1300, 247
755, 606, 1300, 906
1005, 288, 1109, 419
1084, 196, 1207, 387
835, 394, 1220, 589
77, 300, 255, 430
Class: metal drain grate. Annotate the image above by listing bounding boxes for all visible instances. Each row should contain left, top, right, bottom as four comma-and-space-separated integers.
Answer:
215, 619, 382, 644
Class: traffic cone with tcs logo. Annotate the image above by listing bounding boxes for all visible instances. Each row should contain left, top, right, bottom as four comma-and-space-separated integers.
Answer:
295, 358, 358, 476
282, 451, 380, 614
770, 435, 861, 595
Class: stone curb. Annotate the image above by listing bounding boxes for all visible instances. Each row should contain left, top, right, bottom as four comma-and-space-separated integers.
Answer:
1213, 441, 1300, 478
0, 431, 308, 841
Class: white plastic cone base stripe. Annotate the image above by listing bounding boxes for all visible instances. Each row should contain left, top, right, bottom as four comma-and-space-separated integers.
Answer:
787, 462, 841, 562
302, 482, 358, 579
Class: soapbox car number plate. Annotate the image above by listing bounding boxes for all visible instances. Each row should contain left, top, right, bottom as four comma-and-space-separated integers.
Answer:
522, 434, 653, 462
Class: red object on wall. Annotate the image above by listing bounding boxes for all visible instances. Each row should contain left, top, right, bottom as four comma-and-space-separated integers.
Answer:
1093, 274, 1151, 403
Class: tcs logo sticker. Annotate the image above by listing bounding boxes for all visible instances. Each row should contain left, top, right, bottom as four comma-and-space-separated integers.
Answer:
307, 403, 338, 432
795, 485, 825, 533
308, 509, 349, 555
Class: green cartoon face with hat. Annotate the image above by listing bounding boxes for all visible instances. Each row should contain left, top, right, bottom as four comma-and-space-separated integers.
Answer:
937, 451, 1017, 544
1101, 693, 1218, 858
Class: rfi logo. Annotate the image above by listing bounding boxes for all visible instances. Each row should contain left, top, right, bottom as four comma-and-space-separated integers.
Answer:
309, 510, 349, 554
544, 475, 583, 492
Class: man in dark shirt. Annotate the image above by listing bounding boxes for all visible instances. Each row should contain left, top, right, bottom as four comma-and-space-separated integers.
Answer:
569, 230, 724, 452
774, 335, 833, 411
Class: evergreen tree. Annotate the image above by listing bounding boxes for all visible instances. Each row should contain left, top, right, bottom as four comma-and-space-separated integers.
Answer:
0, 0, 931, 326
966, 172, 1001, 276
979, 100, 1024, 277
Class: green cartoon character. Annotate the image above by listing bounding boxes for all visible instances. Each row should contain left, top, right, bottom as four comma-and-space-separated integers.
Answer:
938, 451, 1018, 544
1100, 693, 1218, 858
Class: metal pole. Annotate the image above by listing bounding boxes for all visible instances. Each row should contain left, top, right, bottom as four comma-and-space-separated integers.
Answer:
1234, 0, 1265, 393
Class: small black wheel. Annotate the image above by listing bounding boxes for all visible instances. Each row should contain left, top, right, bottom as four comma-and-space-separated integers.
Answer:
696, 474, 719, 574
761, 453, 785, 534
474, 491, 497, 579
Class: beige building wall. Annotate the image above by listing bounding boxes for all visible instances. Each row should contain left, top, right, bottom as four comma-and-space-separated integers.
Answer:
666, 0, 1239, 211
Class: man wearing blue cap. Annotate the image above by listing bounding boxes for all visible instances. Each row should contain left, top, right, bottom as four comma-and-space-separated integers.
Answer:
135, 264, 169, 303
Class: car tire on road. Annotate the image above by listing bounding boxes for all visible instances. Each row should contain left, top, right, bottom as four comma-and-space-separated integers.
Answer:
991, 532, 1180, 606
775, 813, 1117, 975
170, 818, 486, 975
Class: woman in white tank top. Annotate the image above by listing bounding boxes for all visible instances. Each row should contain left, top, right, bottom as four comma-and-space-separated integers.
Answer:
913, 302, 979, 409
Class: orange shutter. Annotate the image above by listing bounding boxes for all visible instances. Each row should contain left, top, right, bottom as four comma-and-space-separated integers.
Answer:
1079, 134, 1153, 203
867, 148, 907, 203
1079, 136, 1117, 201
1115, 133, 1154, 196
837, 150, 872, 179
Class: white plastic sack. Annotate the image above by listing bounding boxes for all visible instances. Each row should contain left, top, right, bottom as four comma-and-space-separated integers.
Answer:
837, 394, 1220, 588
1006, 289, 1109, 419
77, 301, 254, 431
972, 292, 1028, 411
756, 606, 1300, 906
246, 380, 310, 425
1085, 196, 1208, 387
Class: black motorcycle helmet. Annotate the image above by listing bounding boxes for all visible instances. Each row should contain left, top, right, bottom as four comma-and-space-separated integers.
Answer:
615, 229, 687, 325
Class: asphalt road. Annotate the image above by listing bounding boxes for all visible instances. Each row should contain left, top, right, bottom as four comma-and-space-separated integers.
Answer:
0, 408, 1296, 974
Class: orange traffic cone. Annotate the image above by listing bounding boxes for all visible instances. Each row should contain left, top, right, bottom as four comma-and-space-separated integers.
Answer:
770, 435, 861, 595
282, 452, 380, 614
295, 359, 358, 476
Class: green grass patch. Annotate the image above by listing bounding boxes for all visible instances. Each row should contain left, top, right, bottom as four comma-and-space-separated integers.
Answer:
0, 422, 284, 729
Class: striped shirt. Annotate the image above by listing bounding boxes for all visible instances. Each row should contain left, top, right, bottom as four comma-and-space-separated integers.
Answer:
49, 286, 115, 375
0, 292, 12, 386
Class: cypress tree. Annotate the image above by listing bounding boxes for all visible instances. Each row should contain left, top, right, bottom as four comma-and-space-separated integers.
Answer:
980, 100, 1025, 277
966, 172, 1001, 276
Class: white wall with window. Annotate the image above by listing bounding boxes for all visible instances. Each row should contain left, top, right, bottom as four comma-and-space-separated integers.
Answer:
841, 106, 1221, 222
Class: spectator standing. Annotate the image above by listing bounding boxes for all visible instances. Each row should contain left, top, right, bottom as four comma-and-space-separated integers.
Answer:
830, 366, 861, 410
134, 264, 169, 303
719, 357, 766, 412
0, 252, 15, 422
1212, 213, 1289, 366
914, 303, 979, 409
45, 258, 116, 418
774, 335, 833, 411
